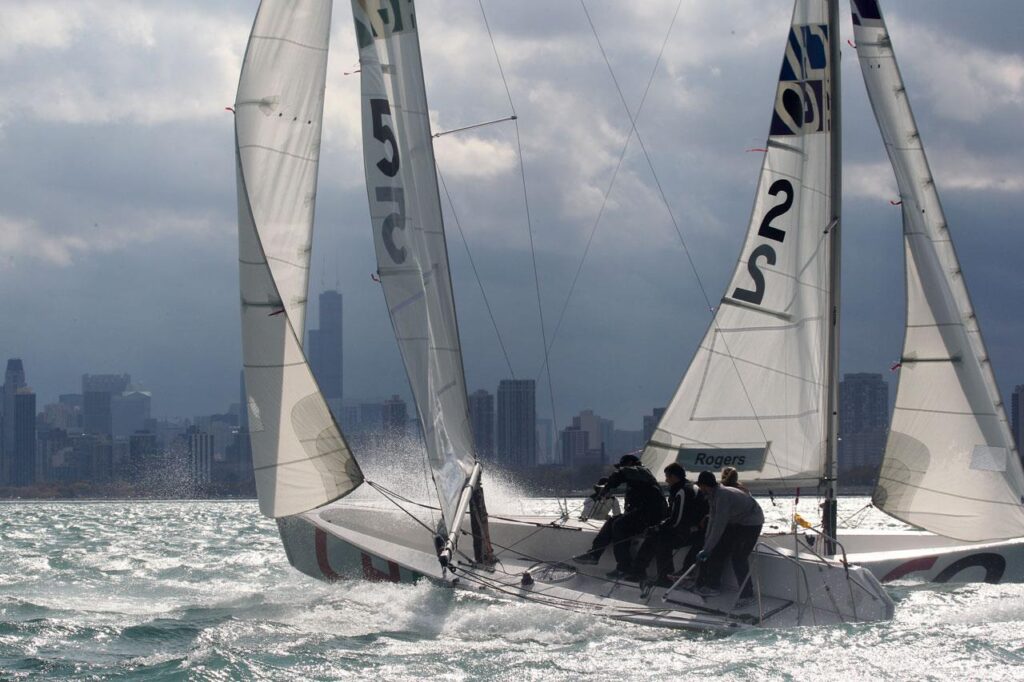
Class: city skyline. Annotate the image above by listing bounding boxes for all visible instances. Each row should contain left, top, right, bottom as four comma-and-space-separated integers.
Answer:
1, 2, 1022, 434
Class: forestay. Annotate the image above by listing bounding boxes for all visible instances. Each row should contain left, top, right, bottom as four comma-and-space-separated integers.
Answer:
236, 0, 363, 518
851, 0, 1024, 541
644, 0, 835, 489
351, 0, 475, 533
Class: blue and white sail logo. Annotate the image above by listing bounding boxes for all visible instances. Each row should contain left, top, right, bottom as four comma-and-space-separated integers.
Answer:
769, 24, 829, 136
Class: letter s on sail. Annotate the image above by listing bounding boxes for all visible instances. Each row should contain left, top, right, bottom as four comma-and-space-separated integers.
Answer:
376, 186, 407, 263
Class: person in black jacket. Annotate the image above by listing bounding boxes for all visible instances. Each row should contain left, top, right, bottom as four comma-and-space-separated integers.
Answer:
625, 463, 707, 585
573, 454, 668, 578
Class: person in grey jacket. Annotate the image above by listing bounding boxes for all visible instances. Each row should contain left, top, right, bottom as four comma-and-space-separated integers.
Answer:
693, 470, 764, 600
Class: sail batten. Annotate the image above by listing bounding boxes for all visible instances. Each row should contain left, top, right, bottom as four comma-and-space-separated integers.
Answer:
642, 0, 835, 490
852, 0, 1024, 541
352, 0, 476, 534
236, 0, 363, 519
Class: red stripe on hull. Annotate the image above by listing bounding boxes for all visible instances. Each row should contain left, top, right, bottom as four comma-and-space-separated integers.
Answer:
361, 553, 401, 582
881, 555, 937, 582
314, 527, 342, 581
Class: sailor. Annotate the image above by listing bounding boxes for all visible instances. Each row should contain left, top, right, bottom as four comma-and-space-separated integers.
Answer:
580, 477, 621, 521
624, 462, 707, 585
573, 454, 668, 578
720, 466, 750, 494
693, 470, 764, 602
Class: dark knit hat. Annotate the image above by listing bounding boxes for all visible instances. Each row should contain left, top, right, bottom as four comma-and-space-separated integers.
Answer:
664, 462, 686, 480
615, 454, 641, 468
697, 470, 718, 487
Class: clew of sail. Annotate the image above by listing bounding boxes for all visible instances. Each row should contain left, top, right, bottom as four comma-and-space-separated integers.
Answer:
643, 0, 835, 490
851, 0, 1024, 541
236, 0, 363, 518
351, 0, 476, 534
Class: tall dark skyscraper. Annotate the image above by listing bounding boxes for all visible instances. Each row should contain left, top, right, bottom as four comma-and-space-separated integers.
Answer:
497, 379, 536, 469
468, 389, 494, 459
838, 373, 889, 474
10, 388, 36, 486
82, 374, 130, 436
2, 359, 27, 484
309, 290, 343, 417
1012, 385, 1024, 453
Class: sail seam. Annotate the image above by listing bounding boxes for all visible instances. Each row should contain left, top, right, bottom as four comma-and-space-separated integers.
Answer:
249, 34, 328, 52
877, 476, 1024, 508
238, 144, 319, 163
243, 361, 307, 369
252, 447, 346, 471
893, 406, 996, 417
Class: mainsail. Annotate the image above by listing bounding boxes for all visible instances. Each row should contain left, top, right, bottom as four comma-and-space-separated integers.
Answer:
851, 0, 1024, 541
351, 0, 476, 533
236, 0, 363, 518
643, 0, 837, 490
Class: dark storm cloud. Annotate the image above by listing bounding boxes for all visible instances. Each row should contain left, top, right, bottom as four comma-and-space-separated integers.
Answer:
1, 1, 1021, 430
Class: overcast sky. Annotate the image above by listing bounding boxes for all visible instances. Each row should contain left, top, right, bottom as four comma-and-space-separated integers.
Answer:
1, 0, 1022, 433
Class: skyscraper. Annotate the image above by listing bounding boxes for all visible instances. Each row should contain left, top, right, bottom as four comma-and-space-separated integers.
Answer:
838, 373, 889, 475
468, 389, 494, 459
559, 425, 588, 468
111, 389, 152, 438
1, 359, 27, 481
1012, 385, 1024, 452
10, 388, 36, 486
496, 379, 536, 469
188, 430, 214, 484
82, 374, 130, 436
642, 407, 666, 445
309, 290, 343, 417
572, 410, 614, 458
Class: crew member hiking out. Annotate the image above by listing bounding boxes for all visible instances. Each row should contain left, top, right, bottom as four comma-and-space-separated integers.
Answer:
573, 454, 667, 578
693, 470, 764, 603
624, 462, 707, 586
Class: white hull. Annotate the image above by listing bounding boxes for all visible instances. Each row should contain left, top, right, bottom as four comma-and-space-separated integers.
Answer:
766, 530, 1024, 584
277, 500, 893, 632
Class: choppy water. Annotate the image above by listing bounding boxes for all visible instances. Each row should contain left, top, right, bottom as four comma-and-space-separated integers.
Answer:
1, 497, 1022, 680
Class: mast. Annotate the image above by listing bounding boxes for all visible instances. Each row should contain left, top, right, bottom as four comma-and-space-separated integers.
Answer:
821, 0, 842, 554
350, 0, 491, 564
415, 10, 494, 565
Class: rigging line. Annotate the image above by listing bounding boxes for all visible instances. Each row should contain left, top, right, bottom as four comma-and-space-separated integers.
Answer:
437, 166, 517, 378
580, 1, 780, 473
433, 114, 517, 138
477, 0, 559, 437
366, 480, 440, 537
534, 0, 684, 382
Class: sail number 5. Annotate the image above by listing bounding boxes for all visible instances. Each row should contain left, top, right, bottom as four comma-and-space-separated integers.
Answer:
371, 98, 406, 264
731, 179, 793, 305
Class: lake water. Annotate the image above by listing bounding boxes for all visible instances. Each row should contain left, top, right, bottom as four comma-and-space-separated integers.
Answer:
1, 497, 1022, 680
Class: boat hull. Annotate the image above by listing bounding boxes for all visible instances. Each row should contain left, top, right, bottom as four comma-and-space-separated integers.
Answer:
767, 530, 1024, 584
276, 501, 893, 632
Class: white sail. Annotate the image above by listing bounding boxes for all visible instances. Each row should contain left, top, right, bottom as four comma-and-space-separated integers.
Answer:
643, 0, 835, 489
351, 0, 475, 532
851, 0, 1024, 541
236, 0, 363, 518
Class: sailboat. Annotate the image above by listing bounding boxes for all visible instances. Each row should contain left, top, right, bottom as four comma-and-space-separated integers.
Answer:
648, 0, 1024, 586
234, 0, 898, 631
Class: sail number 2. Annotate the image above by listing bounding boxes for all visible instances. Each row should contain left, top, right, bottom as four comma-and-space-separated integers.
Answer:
371, 98, 407, 264
731, 179, 793, 306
